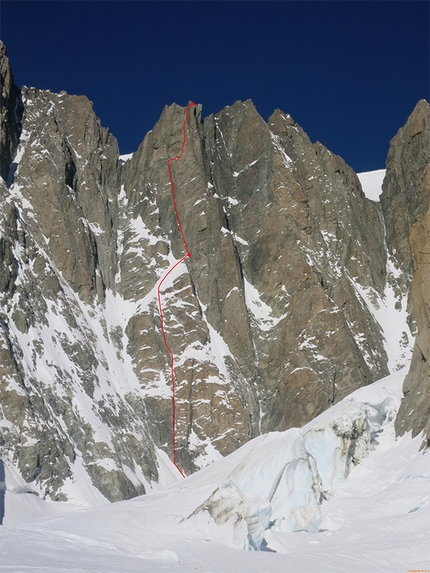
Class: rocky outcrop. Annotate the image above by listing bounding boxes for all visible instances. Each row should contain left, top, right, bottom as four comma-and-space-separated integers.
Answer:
0, 44, 159, 502
381, 100, 430, 294
207, 103, 389, 433
390, 101, 430, 444
395, 208, 430, 445
0, 43, 22, 183
0, 40, 425, 502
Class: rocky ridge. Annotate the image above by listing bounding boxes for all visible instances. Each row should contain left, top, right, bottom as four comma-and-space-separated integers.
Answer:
0, 41, 427, 502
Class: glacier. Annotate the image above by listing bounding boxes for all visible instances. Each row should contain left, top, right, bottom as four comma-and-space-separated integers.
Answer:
1, 366, 429, 572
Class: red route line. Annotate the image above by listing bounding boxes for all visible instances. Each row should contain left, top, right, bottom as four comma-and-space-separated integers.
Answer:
156, 102, 194, 478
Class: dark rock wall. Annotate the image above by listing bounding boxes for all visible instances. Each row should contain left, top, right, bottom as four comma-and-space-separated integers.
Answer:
391, 100, 430, 444
0, 42, 22, 183
0, 45, 158, 502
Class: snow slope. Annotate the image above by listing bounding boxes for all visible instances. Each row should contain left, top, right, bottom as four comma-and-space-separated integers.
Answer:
358, 169, 386, 201
1, 367, 429, 572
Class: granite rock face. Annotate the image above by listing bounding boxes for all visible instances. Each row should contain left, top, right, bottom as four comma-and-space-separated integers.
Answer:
0, 41, 426, 502
381, 100, 430, 284
390, 100, 430, 445
0, 44, 158, 502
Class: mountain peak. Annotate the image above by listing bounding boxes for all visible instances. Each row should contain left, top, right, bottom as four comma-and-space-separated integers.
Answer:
0, 45, 427, 507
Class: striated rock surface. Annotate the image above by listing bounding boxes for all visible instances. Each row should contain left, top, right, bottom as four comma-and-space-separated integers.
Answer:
0, 40, 425, 502
381, 100, 430, 284
0, 44, 159, 502
396, 208, 430, 445
391, 101, 430, 444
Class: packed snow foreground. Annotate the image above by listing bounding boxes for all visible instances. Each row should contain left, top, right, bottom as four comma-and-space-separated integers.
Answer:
1, 368, 429, 573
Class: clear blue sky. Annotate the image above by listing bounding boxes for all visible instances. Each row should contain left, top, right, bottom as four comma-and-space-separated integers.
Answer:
1, 1, 428, 172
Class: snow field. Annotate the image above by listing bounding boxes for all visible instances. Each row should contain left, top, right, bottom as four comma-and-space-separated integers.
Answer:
1, 367, 429, 572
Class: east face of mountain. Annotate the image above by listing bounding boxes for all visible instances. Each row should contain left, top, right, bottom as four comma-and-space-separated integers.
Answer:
387, 99, 430, 444
0, 41, 428, 502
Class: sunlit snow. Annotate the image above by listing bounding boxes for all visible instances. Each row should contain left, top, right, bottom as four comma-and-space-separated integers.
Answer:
1, 367, 429, 572
119, 153, 134, 163
244, 278, 287, 331
357, 169, 386, 201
